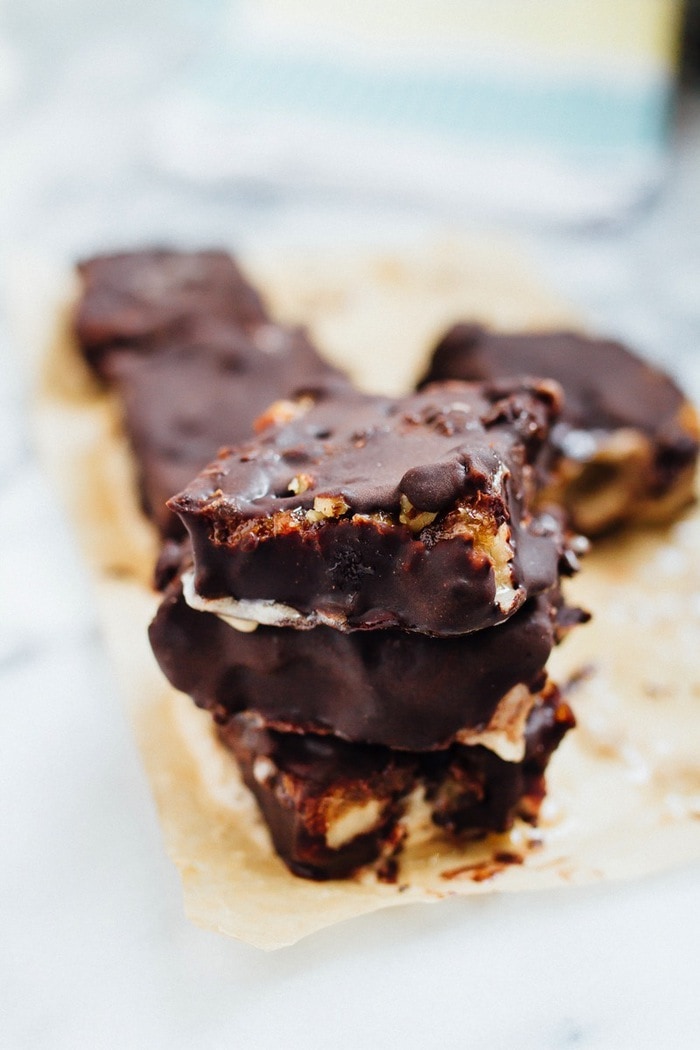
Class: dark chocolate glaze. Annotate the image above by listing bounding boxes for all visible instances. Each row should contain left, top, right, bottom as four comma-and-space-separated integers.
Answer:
150, 565, 583, 749
171, 380, 575, 636
220, 688, 575, 880
74, 250, 346, 538
420, 324, 699, 497
99, 321, 346, 537
75, 249, 268, 368
174, 380, 560, 517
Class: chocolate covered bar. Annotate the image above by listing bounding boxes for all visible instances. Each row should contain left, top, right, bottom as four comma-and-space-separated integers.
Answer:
419, 324, 699, 534
151, 563, 584, 753
74, 250, 346, 537
171, 379, 579, 636
220, 688, 575, 880
75, 249, 268, 368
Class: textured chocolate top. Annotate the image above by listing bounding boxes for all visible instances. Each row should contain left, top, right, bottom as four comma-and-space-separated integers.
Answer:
171, 380, 576, 635
74, 250, 345, 537
420, 324, 699, 486
75, 249, 268, 369
99, 320, 346, 537
150, 563, 579, 749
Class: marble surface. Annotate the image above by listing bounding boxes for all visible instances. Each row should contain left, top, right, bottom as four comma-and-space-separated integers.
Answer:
1, 7, 699, 1049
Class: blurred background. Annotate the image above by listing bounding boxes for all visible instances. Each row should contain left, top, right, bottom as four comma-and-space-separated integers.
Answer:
0, 1, 696, 226
0, 1, 698, 376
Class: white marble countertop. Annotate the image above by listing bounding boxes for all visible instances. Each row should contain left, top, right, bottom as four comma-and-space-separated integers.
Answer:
1, 7, 699, 1049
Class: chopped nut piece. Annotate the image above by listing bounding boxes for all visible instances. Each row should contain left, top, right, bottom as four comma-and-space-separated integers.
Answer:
491, 521, 517, 611
441, 504, 516, 611
306, 494, 350, 522
254, 396, 314, 433
288, 473, 314, 495
252, 756, 277, 784
456, 682, 536, 761
398, 494, 438, 533
324, 798, 384, 849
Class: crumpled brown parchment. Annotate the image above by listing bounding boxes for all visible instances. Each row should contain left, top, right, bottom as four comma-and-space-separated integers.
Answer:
24, 239, 700, 949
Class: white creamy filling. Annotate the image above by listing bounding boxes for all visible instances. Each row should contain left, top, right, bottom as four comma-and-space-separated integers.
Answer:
183, 549, 517, 630
455, 683, 536, 762
181, 569, 342, 630
183, 571, 534, 761
183, 579, 533, 760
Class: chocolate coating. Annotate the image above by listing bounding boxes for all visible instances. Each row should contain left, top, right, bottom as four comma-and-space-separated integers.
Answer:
150, 565, 580, 749
74, 250, 345, 537
75, 249, 268, 367
99, 321, 346, 537
221, 688, 575, 880
172, 380, 573, 636
420, 324, 699, 517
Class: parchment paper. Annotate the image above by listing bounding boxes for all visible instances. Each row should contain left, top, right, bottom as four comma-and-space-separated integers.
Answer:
25, 239, 700, 949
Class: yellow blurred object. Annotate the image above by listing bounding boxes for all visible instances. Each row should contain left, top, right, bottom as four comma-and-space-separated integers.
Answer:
243, 0, 683, 70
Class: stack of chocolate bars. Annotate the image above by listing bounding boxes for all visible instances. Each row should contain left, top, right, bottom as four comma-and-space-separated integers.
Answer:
154, 376, 586, 879
74, 249, 696, 881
